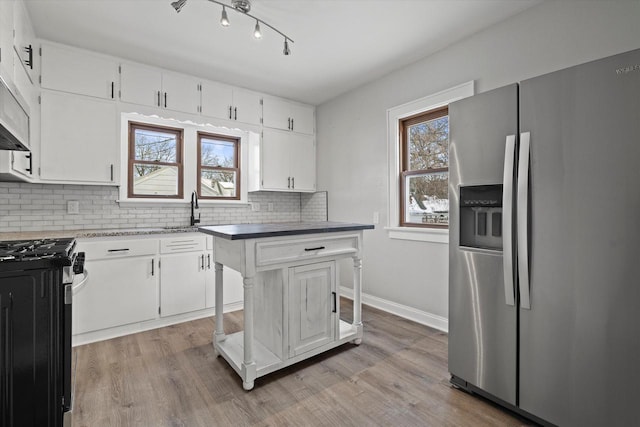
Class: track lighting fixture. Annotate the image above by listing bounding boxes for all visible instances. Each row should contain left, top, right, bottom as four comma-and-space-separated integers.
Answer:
170, 0, 294, 55
220, 6, 229, 26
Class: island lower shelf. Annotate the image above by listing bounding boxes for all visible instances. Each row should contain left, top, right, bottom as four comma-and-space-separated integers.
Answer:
215, 320, 359, 379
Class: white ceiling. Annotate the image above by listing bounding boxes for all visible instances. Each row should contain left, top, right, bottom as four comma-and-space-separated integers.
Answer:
25, 0, 540, 105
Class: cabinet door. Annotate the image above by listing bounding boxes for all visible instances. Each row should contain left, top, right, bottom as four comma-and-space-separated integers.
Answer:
119, 62, 162, 107
160, 252, 206, 317
41, 43, 118, 100
232, 88, 262, 125
290, 103, 315, 135
73, 256, 158, 334
289, 134, 316, 192
12, 0, 36, 83
10, 151, 33, 179
201, 80, 233, 120
261, 128, 292, 191
0, 0, 14, 83
162, 72, 200, 114
288, 261, 336, 357
262, 96, 291, 131
40, 90, 118, 183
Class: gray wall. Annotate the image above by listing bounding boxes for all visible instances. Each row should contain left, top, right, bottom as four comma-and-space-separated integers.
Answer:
316, 1, 640, 327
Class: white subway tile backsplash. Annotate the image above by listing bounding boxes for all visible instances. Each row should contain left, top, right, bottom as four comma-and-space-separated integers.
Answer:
0, 183, 327, 232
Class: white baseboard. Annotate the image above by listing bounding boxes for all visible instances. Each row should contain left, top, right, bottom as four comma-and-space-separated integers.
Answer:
72, 301, 244, 347
339, 286, 448, 333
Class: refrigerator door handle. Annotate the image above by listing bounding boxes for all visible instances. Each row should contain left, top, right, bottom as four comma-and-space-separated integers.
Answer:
517, 131, 531, 309
502, 134, 516, 306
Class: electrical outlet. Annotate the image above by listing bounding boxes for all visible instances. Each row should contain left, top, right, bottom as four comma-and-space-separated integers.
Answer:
67, 201, 80, 214
268, 203, 274, 212
252, 203, 260, 212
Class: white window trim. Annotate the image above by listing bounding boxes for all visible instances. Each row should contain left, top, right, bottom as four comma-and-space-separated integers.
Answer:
117, 112, 251, 206
386, 81, 474, 243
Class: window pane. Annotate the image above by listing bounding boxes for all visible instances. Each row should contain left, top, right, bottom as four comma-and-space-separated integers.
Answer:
201, 170, 237, 198
201, 138, 235, 167
134, 128, 177, 162
408, 116, 448, 171
132, 164, 179, 196
405, 172, 449, 225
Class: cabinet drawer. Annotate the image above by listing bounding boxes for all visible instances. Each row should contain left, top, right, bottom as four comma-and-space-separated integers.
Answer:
160, 235, 205, 253
255, 235, 358, 267
79, 239, 158, 260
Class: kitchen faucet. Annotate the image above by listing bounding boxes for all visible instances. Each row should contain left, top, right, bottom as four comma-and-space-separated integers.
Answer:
190, 191, 200, 226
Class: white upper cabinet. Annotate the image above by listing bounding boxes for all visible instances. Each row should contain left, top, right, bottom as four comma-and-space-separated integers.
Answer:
0, 0, 15, 83
263, 96, 314, 135
256, 128, 316, 192
119, 62, 200, 115
41, 42, 118, 100
201, 81, 262, 126
12, 0, 36, 83
40, 90, 118, 184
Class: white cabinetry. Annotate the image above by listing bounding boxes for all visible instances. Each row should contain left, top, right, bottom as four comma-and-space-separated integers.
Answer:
40, 90, 118, 184
119, 63, 200, 115
159, 235, 206, 317
40, 42, 118, 100
73, 238, 158, 335
201, 81, 262, 126
12, 0, 36, 83
254, 128, 315, 192
0, 0, 14, 82
288, 261, 336, 357
263, 96, 314, 135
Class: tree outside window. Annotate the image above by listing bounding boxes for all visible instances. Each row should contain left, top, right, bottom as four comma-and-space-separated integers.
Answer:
128, 122, 183, 198
400, 106, 449, 227
198, 132, 240, 200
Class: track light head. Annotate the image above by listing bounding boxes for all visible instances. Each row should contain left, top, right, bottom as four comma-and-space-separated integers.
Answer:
171, 0, 187, 13
253, 20, 262, 39
220, 6, 230, 26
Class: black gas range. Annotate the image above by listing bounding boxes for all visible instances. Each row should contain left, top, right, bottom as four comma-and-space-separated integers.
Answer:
0, 237, 84, 427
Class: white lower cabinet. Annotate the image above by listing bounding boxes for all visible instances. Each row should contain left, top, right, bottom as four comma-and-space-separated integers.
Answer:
159, 251, 206, 317
288, 261, 336, 357
73, 239, 158, 335
159, 235, 206, 317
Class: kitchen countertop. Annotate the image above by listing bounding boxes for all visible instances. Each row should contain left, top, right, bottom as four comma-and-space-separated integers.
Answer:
0, 226, 200, 241
198, 221, 374, 240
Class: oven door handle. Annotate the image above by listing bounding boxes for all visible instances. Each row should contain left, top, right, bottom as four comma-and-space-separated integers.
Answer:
69, 269, 89, 301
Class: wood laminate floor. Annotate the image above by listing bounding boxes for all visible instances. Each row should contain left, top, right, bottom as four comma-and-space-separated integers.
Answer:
72, 300, 532, 426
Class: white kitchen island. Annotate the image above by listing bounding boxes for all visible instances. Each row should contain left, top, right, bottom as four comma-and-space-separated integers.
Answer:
198, 221, 374, 390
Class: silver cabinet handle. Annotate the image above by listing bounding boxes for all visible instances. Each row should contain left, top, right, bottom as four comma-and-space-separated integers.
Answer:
234, 107, 237, 120
107, 248, 129, 252
291, 118, 294, 131
157, 91, 161, 107
229, 106, 232, 119
151, 259, 155, 276
110, 164, 114, 181
287, 177, 291, 188
164, 92, 167, 108
517, 132, 531, 309
207, 254, 211, 269
288, 117, 291, 130
502, 135, 516, 306
292, 177, 295, 189
201, 254, 205, 270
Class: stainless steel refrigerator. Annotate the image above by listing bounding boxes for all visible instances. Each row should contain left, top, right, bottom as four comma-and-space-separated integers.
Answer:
448, 48, 640, 427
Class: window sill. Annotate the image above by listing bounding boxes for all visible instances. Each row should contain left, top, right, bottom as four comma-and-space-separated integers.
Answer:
385, 226, 449, 244
117, 199, 250, 208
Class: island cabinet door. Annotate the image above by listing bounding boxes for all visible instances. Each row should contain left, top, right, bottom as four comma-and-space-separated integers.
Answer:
288, 261, 336, 358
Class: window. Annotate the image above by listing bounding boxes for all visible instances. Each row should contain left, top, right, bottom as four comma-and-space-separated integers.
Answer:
197, 132, 240, 200
128, 122, 183, 199
399, 106, 449, 228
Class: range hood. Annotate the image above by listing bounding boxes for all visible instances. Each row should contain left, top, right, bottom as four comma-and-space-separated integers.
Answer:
0, 77, 29, 151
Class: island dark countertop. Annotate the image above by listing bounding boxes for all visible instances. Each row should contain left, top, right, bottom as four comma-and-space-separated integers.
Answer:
198, 221, 374, 240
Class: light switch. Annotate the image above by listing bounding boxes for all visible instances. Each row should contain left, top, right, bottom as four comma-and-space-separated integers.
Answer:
373, 211, 379, 224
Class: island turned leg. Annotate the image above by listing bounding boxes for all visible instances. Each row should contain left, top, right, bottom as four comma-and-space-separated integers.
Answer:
352, 256, 363, 345
213, 262, 226, 355
242, 275, 257, 390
